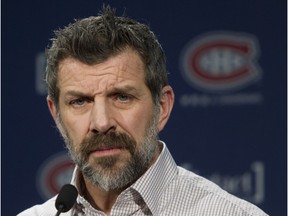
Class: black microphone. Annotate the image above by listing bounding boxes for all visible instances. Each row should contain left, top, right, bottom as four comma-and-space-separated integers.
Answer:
55, 184, 78, 216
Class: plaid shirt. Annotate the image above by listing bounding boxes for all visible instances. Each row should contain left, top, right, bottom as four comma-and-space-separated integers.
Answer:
18, 142, 268, 216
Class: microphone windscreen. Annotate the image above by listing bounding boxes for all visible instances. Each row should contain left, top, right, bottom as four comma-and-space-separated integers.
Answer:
55, 184, 78, 213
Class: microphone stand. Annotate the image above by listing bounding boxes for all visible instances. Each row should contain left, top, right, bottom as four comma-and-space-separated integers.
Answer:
55, 204, 65, 216
55, 211, 61, 216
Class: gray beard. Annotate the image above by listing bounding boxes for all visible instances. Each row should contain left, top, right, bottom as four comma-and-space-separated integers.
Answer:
57, 109, 159, 191
79, 128, 158, 191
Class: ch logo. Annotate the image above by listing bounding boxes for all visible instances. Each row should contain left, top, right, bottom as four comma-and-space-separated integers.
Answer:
37, 152, 75, 200
180, 32, 261, 92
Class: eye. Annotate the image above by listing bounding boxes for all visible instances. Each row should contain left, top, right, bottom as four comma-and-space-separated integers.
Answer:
69, 98, 86, 106
116, 94, 130, 102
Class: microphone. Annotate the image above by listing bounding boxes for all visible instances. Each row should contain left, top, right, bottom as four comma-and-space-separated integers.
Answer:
55, 184, 78, 216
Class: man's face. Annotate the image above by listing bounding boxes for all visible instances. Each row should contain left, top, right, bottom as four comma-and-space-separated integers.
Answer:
49, 49, 163, 190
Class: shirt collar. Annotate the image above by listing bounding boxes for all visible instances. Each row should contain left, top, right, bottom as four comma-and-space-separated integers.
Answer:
130, 141, 178, 215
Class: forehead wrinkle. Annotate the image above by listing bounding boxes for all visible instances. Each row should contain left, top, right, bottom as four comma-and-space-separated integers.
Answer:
58, 49, 146, 96
83, 66, 143, 95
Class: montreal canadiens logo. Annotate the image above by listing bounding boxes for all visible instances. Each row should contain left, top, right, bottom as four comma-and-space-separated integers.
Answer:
180, 32, 261, 92
37, 151, 75, 200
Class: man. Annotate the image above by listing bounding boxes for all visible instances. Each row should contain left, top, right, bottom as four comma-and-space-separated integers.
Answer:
18, 6, 268, 216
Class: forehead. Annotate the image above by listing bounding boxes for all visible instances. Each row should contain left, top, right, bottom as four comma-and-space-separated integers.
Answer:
57, 49, 147, 92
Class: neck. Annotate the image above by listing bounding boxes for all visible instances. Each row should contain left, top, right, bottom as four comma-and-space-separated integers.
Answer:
83, 179, 122, 215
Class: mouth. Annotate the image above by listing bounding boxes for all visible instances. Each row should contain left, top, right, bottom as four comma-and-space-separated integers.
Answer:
89, 147, 122, 157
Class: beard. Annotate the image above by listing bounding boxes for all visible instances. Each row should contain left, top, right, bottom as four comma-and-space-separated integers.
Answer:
57, 109, 159, 191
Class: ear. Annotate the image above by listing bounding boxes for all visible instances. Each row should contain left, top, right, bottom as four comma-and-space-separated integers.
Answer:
47, 95, 57, 123
157, 85, 174, 132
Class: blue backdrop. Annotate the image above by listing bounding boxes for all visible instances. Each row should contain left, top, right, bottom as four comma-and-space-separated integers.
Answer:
2, 1, 286, 215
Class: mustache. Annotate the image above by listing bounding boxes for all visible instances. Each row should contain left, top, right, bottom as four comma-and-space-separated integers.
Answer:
79, 132, 136, 159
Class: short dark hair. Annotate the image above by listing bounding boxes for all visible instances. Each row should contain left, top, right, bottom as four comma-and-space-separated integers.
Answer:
46, 5, 168, 109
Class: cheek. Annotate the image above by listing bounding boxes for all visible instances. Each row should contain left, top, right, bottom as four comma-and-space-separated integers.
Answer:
60, 112, 90, 145
120, 107, 154, 142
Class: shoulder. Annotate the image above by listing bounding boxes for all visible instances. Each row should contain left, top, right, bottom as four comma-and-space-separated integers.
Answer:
166, 166, 268, 216
17, 196, 71, 216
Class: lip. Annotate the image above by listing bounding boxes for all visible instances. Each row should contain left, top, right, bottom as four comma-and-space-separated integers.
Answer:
89, 147, 122, 157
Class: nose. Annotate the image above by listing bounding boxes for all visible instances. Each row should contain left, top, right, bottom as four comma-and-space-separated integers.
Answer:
89, 99, 116, 134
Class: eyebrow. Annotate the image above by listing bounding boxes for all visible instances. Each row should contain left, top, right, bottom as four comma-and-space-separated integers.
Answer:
110, 85, 139, 94
63, 85, 140, 98
64, 90, 90, 97
63, 91, 94, 103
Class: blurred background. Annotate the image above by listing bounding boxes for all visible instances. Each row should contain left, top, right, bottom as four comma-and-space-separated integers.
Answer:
2, 0, 286, 215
